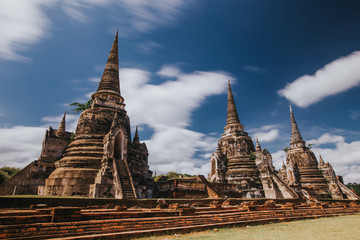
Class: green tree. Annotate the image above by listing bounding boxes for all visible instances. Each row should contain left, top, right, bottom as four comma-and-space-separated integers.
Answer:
0, 170, 9, 184
0, 167, 21, 184
249, 151, 256, 160
283, 147, 289, 153
154, 171, 196, 181
69, 99, 93, 113
346, 183, 360, 195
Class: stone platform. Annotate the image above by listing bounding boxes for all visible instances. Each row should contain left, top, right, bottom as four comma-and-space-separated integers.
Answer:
0, 199, 359, 239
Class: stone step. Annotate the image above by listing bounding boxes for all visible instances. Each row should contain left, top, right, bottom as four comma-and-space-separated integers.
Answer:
0, 210, 38, 217
55, 157, 102, 168
62, 151, 103, 158
0, 214, 52, 225
64, 148, 103, 154
115, 159, 136, 199
66, 142, 103, 149
68, 138, 103, 144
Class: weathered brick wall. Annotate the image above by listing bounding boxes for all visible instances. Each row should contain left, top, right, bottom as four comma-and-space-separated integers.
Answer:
0, 161, 54, 195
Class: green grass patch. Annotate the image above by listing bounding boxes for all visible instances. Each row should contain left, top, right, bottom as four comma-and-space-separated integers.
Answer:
138, 214, 360, 240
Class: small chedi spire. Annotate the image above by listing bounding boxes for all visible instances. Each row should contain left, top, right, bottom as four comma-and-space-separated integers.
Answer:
256, 137, 261, 152
289, 105, 306, 148
224, 80, 244, 133
96, 30, 120, 96
319, 154, 325, 166
56, 112, 66, 137
133, 126, 140, 143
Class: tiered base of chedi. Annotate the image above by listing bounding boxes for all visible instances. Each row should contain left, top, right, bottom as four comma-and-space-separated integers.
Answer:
0, 32, 154, 199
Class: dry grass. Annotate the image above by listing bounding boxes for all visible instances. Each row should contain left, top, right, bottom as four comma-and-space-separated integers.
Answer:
139, 214, 360, 240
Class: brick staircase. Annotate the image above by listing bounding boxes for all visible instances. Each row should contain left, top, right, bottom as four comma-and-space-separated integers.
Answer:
117, 159, 136, 199
0, 202, 359, 239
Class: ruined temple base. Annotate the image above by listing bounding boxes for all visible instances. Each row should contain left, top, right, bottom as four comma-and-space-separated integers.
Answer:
0, 197, 359, 239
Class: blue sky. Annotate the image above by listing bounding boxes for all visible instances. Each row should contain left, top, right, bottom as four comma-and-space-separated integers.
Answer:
0, 0, 360, 183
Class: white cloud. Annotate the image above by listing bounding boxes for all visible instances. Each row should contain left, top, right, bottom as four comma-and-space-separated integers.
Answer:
350, 109, 360, 120
41, 113, 79, 132
242, 65, 266, 74
307, 133, 345, 146
146, 127, 217, 175
248, 124, 280, 143
88, 77, 100, 83
157, 64, 182, 78
0, 66, 232, 176
271, 150, 286, 170
0, 113, 79, 168
0, 0, 54, 61
0, 0, 192, 61
307, 134, 360, 183
0, 126, 45, 168
113, 0, 193, 34
119, 66, 232, 175
135, 40, 162, 54
121, 66, 232, 129
60, 0, 194, 34
278, 51, 360, 107
60, 0, 112, 22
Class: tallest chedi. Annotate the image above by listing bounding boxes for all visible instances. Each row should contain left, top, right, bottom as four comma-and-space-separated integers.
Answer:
39, 32, 154, 199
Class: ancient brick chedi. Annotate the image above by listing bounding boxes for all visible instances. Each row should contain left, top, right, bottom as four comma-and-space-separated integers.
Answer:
208, 81, 262, 197
0, 32, 153, 199
39, 32, 153, 198
277, 106, 358, 199
208, 82, 358, 200
0, 113, 71, 195
208, 82, 297, 199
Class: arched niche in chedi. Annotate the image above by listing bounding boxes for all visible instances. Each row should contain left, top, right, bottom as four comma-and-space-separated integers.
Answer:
114, 131, 124, 160
210, 158, 216, 176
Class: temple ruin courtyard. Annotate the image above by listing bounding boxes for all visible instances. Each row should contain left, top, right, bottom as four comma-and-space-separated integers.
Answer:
0, 31, 359, 239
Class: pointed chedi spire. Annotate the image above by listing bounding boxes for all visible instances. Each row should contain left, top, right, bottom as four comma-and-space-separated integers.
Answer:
133, 126, 140, 143
56, 112, 66, 137
96, 30, 120, 96
255, 137, 261, 152
92, 31, 125, 109
289, 105, 306, 148
224, 80, 244, 133
226, 80, 241, 125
